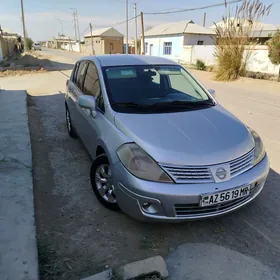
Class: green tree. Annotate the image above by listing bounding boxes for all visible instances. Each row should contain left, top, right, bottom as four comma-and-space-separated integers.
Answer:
25, 38, 33, 50
268, 30, 280, 64
268, 30, 280, 81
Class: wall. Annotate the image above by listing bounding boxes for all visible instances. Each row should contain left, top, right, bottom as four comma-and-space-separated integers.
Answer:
245, 46, 280, 75
181, 44, 280, 75
61, 42, 81, 52
184, 34, 216, 45
144, 35, 184, 61
0, 36, 15, 61
103, 37, 123, 54
182, 45, 216, 65
84, 36, 103, 55
84, 37, 123, 55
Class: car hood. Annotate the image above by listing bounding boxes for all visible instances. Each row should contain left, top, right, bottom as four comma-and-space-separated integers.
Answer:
114, 105, 255, 166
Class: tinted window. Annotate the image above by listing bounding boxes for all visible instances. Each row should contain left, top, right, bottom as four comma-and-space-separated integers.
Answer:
76, 62, 88, 90
83, 63, 100, 98
102, 65, 214, 113
71, 62, 80, 83
83, 63, 104, 111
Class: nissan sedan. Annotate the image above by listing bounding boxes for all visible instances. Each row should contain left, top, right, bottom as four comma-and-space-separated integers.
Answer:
65, 55, 269, 221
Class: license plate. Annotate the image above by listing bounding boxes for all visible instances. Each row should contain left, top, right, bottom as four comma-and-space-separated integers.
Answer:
200, 186, 250, 207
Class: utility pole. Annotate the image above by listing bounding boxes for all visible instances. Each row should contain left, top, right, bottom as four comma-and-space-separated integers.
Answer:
20, 0, 28, 51
126, 0, 129, 54
71, 8, 81, 52
56, 18, 66, 50
140, 12, 145, 55
203, 12, 206, 27
72, 11, 77, 41
89, 23, 94, 55
134, 2, 138, 54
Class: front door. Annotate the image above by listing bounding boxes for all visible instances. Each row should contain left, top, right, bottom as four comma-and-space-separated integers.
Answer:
79, 62, 104, 158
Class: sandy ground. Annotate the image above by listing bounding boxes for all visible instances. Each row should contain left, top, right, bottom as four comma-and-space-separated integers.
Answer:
1, 49, 280, 279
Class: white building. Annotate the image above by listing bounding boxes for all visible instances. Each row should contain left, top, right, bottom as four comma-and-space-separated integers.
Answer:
143, 20, 216, 61
211, 19, 280, 44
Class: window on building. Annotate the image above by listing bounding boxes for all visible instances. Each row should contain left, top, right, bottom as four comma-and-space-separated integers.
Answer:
145, 42, 148, 54
197, 41, 204, 45
163, 42, 172, 55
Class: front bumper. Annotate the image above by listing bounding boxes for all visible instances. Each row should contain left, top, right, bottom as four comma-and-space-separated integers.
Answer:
112, 155, 269, 221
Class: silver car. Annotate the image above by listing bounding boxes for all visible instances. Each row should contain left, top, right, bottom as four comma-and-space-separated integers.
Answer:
65, 55, 269, 221
33, 42, 41, 51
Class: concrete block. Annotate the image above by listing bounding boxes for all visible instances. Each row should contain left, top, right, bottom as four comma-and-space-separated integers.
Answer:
81, 269, 112, 280
116, 256, 169, 279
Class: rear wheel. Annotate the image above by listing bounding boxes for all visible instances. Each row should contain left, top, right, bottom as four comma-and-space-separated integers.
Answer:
90, 155, 120, 211
65, 106, 77, 138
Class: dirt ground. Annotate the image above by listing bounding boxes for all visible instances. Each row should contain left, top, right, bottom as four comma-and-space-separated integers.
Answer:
0, 51, 72, 77
2, 48, 280, 280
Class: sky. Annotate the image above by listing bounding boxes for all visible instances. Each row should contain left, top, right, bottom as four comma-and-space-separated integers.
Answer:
0, 0, 279, 41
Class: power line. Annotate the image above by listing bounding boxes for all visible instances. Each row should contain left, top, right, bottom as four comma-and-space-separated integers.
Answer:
144, 0, 243, 15
81, 26, 89, 35
94, 0, 243, 32
113, 14, 140, 27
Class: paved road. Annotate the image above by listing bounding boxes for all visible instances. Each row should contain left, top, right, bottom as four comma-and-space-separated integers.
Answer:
2, 48, 280, 279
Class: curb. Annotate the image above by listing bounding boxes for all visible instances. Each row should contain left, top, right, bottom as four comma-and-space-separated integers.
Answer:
0, 90, 39, 280
81, 256, 168, 280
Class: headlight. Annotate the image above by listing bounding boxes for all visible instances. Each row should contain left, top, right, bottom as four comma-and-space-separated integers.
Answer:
117, 143, 173, 183
249, 128, 266, 165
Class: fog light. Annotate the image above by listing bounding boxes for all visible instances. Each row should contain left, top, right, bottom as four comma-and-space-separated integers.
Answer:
142, 202, 159, 214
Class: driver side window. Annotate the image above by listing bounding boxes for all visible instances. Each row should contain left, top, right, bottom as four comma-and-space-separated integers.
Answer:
83, 62, 104, 111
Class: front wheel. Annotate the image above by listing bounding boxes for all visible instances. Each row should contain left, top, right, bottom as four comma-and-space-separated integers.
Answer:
90, 155, 120, 211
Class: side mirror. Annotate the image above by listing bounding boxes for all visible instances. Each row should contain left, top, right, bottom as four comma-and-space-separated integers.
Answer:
208, 89, 216, 98
78, 95, 97, 117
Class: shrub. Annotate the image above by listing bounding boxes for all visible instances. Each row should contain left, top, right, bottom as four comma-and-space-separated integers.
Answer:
25, 38, 33, 51
268, 30, 280, 65
196, 59, 206, 71
214, 0, 271, 81
245, 71, 274, 80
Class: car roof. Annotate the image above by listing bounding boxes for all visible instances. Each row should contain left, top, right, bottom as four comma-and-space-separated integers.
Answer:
79, 54, 178, 67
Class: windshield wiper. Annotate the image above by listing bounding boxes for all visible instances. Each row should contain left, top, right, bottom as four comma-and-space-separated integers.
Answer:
113, 102, 150, 108
151, 100, 214, 108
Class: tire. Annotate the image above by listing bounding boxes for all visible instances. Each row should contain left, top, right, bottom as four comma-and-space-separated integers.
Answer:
90, 155, 120, 211
65, 106, 77, 138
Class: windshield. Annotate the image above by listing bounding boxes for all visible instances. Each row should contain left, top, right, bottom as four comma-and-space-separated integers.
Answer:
102, 65, 215, 113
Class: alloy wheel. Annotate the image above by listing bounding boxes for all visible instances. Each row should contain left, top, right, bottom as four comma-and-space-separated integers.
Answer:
95, 164, 117, 204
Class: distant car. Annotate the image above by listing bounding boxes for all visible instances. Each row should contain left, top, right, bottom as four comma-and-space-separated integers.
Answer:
33, 43, 41, 51
65, 55, 269, 222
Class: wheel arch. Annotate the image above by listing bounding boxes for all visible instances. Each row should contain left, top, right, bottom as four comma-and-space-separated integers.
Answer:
95, 139, 118, 166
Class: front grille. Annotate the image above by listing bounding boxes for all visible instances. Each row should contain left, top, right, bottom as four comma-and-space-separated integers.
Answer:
160, 165, 213, 184
174, 196, 250, 216
230, 149, 254, 177
161, 149, 254, 183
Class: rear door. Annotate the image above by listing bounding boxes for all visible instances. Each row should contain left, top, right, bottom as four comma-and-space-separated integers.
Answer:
66, 61, 80, 125
69, 61, 89, 137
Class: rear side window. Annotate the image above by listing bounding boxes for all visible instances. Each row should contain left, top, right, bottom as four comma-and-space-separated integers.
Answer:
71, 62, 80, 83
76, 62, 88, 90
